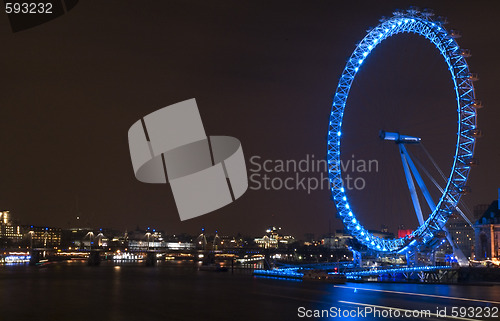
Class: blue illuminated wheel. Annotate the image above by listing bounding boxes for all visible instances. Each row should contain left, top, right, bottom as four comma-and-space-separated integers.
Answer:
327, 8, 480, 254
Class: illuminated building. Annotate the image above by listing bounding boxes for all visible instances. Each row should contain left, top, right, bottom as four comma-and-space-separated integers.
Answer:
279, 235, 296, 246
254, 235, 278, 249
127, 240, 194, 250
23, 225, 62, 248
368, 230, 394, 240
474, 204, 490, 220
397, 229, 414, 239
62, 227, 151, 250
0, 211, 23, 243
124, 228, 193, 250
474, 200, 500, 260
321, 230, 352, 249
216, 235, 241, 249
254, 227, 295, 249
447, 216, 474, 259
61, 227, 94, 248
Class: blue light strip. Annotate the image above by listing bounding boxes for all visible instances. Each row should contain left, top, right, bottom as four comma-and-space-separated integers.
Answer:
253, 268, 303, 278
342, 265, 453, 277
327, 8, 478, 254
253, 265, 453, 279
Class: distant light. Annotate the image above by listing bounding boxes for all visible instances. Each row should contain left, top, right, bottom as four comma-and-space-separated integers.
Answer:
356, 225, 361, 230
345, 204, 350, 209
368, 45, 373, 50
363, 52, 368, 57
348, 212, 353, 216
354, 67, 358, 72
358, 59, 363, 64
342, 196, 347, 201
352, 218, 357, 224
337, 131, 341, 136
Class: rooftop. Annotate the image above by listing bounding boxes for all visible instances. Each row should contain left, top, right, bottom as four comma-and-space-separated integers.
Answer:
475, 200, 500, 225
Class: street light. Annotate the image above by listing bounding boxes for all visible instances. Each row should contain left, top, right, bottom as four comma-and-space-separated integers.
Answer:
29, 230, 34, 249
85, 231, 94, 250
145, 232, 151, 250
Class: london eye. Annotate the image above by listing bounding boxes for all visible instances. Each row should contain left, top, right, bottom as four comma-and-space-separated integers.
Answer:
327, 7, 481, 262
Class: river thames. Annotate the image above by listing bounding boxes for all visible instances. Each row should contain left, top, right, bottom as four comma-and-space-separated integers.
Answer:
1, 261, 499, 321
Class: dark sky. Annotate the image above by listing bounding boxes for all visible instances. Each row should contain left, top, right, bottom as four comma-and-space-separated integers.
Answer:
0, 0, 498, 238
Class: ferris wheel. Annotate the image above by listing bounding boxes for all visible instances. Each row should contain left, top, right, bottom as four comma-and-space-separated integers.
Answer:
327, 7, 481, 260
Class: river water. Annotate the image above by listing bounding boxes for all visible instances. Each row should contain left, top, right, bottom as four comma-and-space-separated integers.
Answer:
1, 261, 499, 321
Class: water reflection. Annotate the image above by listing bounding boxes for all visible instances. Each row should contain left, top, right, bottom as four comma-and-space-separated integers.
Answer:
0, 261, 498, 321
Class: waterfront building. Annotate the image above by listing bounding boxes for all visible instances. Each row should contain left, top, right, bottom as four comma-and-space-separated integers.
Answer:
368, 230, 394, 239
254, 227, 295, 249
474, 204, 490, 220
447, 216, 474, 259
474, 200, 500, 260
397, 229, 414, 238
321, 230, 353, 249
0, 211, 23, 243
127, 240, 194, 250
61, 227, 94, 249
254, 235, 278, 249
23, 225, 62, 248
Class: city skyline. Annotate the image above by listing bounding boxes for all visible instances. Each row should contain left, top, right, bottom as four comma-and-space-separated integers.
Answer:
0, 3, 499, 320
0, 1, 498, 238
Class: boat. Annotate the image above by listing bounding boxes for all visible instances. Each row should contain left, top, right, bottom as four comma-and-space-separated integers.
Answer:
302, 270, 346, 284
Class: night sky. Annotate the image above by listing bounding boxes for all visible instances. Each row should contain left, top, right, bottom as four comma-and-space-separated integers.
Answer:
0, 0, 498, 238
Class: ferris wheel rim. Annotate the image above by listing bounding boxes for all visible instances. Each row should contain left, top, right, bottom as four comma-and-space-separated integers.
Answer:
327, 9, 478, 254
